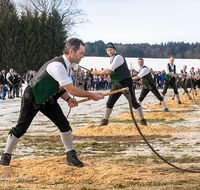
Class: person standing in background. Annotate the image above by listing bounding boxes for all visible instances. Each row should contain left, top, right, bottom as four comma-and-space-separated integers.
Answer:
6, 68, 15, 99
13, 71, 20, 98
0, 70, 7, 100
160, 71, 165, 89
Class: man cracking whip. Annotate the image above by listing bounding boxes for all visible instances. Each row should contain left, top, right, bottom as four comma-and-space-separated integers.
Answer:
132, 58, 169, 112
92, 42, 147, 126
0, 38, 104, 167
161, 57, 182, 104
171, 65, 192, 100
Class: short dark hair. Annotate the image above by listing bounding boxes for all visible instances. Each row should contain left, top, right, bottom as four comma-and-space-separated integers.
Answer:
138, 57, 144, 61
63, 38, 85, 54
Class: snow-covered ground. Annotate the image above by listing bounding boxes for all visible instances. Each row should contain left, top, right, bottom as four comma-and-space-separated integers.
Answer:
1, 85, 200, 159
0, 85, 199, 132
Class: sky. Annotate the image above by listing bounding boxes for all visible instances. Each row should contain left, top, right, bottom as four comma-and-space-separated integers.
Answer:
14, 0, 200, 45
76, 0, 200, 44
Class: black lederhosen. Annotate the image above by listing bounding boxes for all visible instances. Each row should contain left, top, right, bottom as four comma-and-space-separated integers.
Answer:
162, 77, 178, 95
106, 78, 140, 109
138, 83, 163, 102
175, 80, 188, 93
188, 79, 196, 90
9, 86, 71, 138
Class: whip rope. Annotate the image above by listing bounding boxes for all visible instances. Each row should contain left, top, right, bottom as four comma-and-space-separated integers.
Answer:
24, 65, 200, 172
126, 91, 200, 173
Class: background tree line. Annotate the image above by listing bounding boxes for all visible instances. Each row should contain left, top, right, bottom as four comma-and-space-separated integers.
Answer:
85, 41, 200, 59
0, 0, 86, 75
1, 0, 200, 76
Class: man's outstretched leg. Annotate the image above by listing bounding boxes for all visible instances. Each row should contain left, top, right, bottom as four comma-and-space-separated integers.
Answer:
0, 133, 19, 166
60, 131, 84, 167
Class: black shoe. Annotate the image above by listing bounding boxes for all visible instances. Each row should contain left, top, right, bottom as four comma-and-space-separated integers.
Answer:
0, 153, 12, 166
66, 150, 84, 167
140, 119, 147, 126
99, 119, 108, 126
178, 101, 182, 104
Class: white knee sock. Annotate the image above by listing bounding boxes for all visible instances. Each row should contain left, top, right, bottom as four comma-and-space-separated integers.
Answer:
60, 131, 74, 152
4, 134, 19, 154
161, 100, 167, 109
175, 94, 180, 102
186, 92, 191, 98
135, 106, 144, 120
104, 108, 112, 120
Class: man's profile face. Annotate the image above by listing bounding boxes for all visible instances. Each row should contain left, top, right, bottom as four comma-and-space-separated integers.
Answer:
72, 44, 85, 64
106, 48, 115, 57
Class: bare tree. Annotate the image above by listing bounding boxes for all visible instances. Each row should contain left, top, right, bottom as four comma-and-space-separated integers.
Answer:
19, 0, 89, 37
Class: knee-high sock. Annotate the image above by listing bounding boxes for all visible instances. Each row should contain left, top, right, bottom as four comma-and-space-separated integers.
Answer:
60, 131, 74, 152
175, 94, 180, 102
194, 89, 197, 94
172, 93, 175, 99
186, 92, 191, 98
161, 100, 167, 109
135, 106, 144, 120
4, 134, 19, 154
104, 108, 112, 120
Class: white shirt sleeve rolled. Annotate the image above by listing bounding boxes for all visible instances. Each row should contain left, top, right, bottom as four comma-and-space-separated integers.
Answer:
109, 55, 124, 71
46, 62, 72, 86
138, 68, 150, 78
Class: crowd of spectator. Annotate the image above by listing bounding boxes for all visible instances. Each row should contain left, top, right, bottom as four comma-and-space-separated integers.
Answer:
0, 68, 24, 100
1, 66, 200, 101
71, 68, 112, 91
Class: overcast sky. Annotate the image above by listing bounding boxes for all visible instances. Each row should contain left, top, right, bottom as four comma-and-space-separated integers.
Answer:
14, 0, 200, 45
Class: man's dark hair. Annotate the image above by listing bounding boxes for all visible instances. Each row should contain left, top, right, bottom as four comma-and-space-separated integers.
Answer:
63, 38, 85, 54
138, 57, 144, 61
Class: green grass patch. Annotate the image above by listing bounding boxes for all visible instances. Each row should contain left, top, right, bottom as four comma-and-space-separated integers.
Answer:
165, 118, 185, 124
